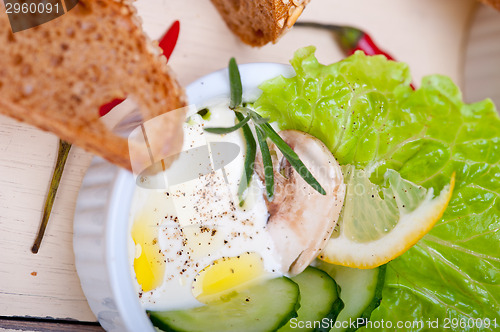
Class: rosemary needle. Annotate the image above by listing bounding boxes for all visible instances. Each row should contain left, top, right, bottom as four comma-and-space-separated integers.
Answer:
236, 112, 257, 205
31, 140, 71, 254
255, 126, 274, 201
228, 57, 242, 109
204, 115, 251, 134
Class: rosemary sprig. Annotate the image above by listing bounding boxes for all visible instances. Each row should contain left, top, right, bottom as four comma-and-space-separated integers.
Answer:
205, 57, 326, 204
31, 140, 72, 253
230, 57, 256, 204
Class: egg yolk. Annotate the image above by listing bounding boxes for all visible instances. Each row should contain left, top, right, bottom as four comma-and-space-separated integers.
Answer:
192, 252, 268, 303
131, 216, 165, 292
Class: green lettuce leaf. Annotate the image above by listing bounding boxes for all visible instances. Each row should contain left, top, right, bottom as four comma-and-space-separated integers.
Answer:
254, 46, 500, 331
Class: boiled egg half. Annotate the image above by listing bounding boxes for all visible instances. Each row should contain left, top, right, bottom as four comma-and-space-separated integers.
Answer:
129, 99, 345, 311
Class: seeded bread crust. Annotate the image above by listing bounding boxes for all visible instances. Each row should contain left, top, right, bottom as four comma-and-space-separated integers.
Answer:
211, 0, 310, 46
0, 0, 186, 171
479, 0, 500, 10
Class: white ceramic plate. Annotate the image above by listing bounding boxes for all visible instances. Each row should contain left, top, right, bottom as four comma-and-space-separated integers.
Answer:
73, 63, 294, 332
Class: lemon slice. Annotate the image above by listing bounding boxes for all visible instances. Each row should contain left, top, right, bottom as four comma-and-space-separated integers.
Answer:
319, 166, 455, 269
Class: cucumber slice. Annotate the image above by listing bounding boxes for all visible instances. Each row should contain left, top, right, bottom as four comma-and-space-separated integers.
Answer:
316, 262, 386, 332
148, 277, 300, 332
279, 267, 344, 332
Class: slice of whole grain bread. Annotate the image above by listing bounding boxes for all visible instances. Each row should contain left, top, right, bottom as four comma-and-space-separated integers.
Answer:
211, 0, 310, 46
0, 0, 186, 171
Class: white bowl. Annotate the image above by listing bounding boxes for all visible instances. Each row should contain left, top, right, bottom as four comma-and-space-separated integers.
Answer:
73, 62, 294, 332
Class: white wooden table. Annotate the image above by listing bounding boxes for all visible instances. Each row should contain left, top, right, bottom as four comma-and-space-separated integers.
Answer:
0, 0, 478, 330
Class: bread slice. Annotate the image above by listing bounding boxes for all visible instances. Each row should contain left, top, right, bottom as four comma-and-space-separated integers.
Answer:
211, 0, 310, 46
479, 0, 500, 10
0, 0, 186, 171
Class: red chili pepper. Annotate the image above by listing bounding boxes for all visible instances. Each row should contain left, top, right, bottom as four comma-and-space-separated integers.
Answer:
99, 20, 181, 117
99, 97, 126, 117
294, 22, 396, 60
337, 26, 395, 60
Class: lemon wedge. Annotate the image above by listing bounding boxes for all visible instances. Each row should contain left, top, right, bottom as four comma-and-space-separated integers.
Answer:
319, 166, 455, 269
